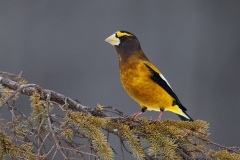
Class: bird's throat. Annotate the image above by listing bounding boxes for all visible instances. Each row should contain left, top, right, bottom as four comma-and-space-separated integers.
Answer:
116, 47, 148, 63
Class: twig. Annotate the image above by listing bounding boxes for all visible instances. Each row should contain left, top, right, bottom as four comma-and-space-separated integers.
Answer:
61, 147, 99, 159
205, 139, 240, 154
102, 105, 124, 116
37, 132, 50, 158
45, 92, 68, 159
0, 83, 38, 108
119, 137, 125, 160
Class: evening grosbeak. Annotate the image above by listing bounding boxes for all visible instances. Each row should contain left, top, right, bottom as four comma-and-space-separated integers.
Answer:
105, 31, 193, 121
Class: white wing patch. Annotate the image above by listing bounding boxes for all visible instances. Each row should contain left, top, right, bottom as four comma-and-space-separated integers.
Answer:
159, 74, 172, 89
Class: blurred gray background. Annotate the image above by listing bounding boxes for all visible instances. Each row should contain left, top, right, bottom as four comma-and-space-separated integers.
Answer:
0, 0, 240, 153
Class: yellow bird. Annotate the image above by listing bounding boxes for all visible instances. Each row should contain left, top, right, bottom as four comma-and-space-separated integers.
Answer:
105, 31, 193, 121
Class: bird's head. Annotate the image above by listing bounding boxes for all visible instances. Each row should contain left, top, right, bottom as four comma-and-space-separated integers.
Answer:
105, 31, 141, 53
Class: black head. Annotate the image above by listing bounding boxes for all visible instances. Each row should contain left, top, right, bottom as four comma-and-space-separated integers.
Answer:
105, 31, 141, 53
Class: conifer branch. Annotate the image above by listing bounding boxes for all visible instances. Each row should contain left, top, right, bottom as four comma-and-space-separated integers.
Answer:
0, 71, 240, 160
0, 71, 109, 117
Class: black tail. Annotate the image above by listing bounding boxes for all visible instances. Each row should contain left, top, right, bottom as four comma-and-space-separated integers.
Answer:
177, 111, 194, 122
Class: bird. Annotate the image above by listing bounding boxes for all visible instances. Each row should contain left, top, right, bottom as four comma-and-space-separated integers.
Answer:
105, 31, 193, 121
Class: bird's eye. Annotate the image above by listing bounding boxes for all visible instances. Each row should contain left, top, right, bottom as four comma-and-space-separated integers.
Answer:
120, 36, 128, 40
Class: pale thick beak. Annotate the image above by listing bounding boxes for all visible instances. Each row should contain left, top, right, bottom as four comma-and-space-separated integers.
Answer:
105, 33, 120, 46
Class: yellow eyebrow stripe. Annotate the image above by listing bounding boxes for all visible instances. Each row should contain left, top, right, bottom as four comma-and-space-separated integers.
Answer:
116, 31, 133, 38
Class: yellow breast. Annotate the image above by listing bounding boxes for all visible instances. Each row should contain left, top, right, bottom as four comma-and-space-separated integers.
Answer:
119, 55, 174, 111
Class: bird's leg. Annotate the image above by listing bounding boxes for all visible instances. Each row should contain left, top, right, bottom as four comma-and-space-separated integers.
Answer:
156, 108, 165, 121
129, 107, 147, 120
156, 111, 163, 121
130, 111, 142, 119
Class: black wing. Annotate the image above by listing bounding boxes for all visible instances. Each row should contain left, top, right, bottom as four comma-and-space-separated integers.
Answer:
144, 63, 187, 111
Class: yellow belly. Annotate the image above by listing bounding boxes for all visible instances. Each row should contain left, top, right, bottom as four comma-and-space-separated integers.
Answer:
120, 59, 174, 111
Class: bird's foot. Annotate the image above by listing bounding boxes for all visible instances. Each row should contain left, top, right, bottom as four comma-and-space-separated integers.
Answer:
128, 111, 142, 121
